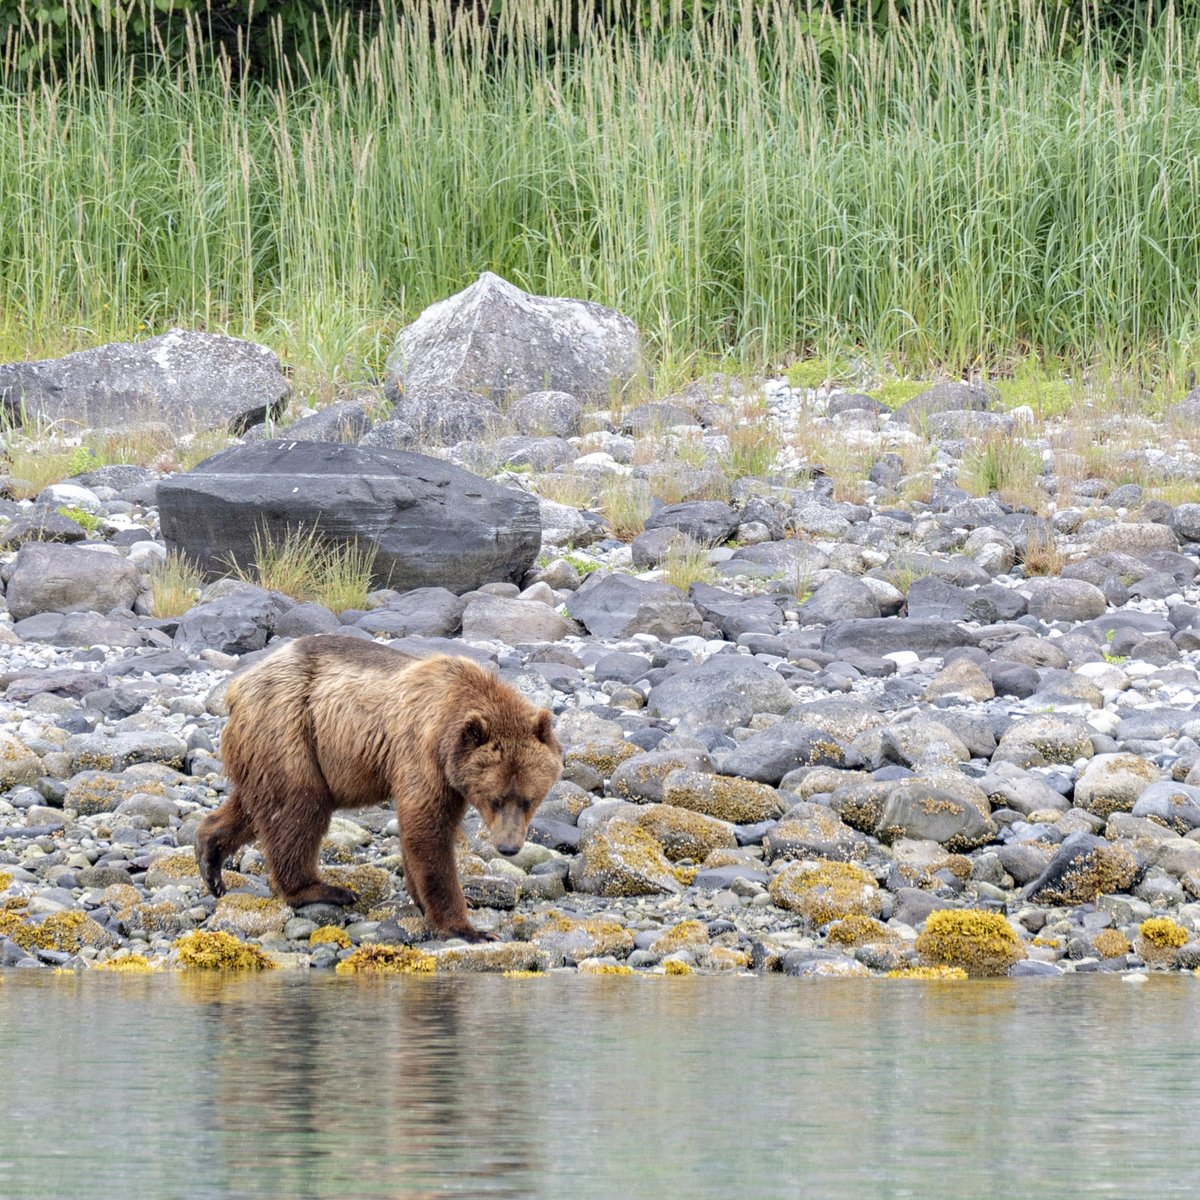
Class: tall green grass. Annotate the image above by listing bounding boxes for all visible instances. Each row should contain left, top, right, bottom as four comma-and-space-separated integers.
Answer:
2, 0, 1200, 388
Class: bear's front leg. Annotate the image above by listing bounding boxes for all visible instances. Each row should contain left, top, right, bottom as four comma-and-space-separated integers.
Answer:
400, 826, 496, 943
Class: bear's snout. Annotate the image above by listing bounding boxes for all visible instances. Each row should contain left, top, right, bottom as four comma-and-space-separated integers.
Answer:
487, 808, 529, 857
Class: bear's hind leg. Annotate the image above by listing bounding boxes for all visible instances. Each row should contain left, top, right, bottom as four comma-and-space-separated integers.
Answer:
195, 791, 256, 898
261, 789, 357, 909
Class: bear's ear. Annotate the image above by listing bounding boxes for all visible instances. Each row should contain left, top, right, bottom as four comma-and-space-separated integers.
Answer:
460, 714, 490, 750
533, 709, 556, 747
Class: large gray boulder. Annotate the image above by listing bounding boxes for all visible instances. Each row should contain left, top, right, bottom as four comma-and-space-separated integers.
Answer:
564, 571, 705, 640
386, 272, 643, 404
0, 330, 289, 433
173, 585, 291, 656
5, 543, 141, 621
157, 441, 542, 595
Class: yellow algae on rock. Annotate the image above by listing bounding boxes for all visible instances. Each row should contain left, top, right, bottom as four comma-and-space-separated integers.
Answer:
322, 865, 393, 912
309, 925, 352, 949
885, 965, 969, 980
1135, 917, 1189, 965
211, 894, 293, 938
0, 909, 113, 953
663, 770, 783, 824
650, 920, 709, 956
915, 909, 1026, 977
1092, 929, 1131, 959
174, 930, 275, 971
93, 953, 156, 973
335, 944, 436, 975
633, 804, 736, 862
768, 860, 882, 925
570, 819, 686, 896
434, 942, 550, 974
825, 915, 898, 948
577, 959, 636, 976
533, 915, 635, 960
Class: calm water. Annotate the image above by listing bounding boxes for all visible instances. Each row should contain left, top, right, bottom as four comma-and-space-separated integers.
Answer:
1, 972, 1198, 1200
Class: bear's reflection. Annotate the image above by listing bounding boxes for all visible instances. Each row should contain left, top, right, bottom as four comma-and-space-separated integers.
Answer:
188, 975, 539, 1199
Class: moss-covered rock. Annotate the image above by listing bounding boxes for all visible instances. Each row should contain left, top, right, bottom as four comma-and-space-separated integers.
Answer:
93, 953, 156, 973
1025, 833, 1140, 905
569, 819, 687, 896
532, 915, 634, 963
174, 930, 275, 970
1135, 916, 1188, 965
145, 849, 217, 890
211, 894, 293, 938
994, 714, 1095, 768
764, 806, 871, 863
564, 740, 642, 780
577, 958, 636, 976
708, 946, 751, 971
121, 900, 191, 938
335, 944, 435, 974
829, 781, 893, 834
768, 860, 882, 925
1074, 753, 1164, 820
885, 965, 969, 980
875, 783, 996, 851
915, 909, 1026, 977
323, 865, 394, 912
825, 915, 898, 948
1092, 928, 1131, 959
434, 942, 550, 973
310, 925, 352, 949
66, 771, 159, 817
0, 909, 114, 953
0, 730, 41, 790
662, 769, 784, 823
650, 919, 709, 956
633, 804, 736, 862
609, 750, 712, 803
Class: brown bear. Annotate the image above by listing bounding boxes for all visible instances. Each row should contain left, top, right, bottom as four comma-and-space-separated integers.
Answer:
196, 634, 561, 942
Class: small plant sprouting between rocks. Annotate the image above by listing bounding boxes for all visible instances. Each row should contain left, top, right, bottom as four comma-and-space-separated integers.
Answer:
958, 434, 1043, 507
56, 504, 102, 532
150, 550, 206, 617
1020, 531, 1067, 577
230, 524, 378, 612
598, 474, 652, 541
661, 541, 716, 591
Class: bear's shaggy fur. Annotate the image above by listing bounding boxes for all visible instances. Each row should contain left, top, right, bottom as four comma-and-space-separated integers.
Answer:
196, 635, 561, 942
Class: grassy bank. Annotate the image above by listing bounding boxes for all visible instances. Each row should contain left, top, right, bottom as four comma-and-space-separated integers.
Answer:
2, 0, 1200, 394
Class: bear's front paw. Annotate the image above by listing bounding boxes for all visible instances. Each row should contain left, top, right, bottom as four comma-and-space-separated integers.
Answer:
455, 927, 500, 944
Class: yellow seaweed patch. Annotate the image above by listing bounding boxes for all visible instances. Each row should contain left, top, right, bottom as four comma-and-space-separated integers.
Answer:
334, 944, 436, 975
915, 909, 1025, 978
174, 930, 275, 971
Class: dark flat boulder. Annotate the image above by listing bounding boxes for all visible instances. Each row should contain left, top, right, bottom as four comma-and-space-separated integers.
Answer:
158, 441, 542, 595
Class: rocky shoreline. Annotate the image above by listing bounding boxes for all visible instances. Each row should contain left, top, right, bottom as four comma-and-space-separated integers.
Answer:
4, 341, 1200, 977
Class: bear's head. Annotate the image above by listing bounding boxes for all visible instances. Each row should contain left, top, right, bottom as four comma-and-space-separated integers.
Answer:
445, 707, 561, 856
